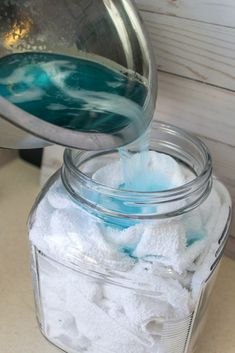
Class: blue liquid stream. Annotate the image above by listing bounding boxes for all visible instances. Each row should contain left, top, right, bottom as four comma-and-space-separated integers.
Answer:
0, 52, 204, 248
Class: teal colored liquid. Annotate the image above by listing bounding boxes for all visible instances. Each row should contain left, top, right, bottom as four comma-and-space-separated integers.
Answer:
0, 51, 153, 191
0, 53, 156, 193
0, 52, 148, 134
119, 129, 172, 192
0, 52, 203, 254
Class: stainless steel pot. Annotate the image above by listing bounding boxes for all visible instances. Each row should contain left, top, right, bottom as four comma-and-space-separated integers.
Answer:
0, 0, 157, 150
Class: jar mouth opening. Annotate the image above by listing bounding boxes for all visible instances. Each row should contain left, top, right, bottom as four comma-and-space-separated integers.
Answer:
62, 121, 213, 219
63, 121, 212, 199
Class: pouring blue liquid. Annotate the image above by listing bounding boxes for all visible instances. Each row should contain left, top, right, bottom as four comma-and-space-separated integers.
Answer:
0, 51, 203, 250
0, 51, 155, 194
0, 52, 155, 202
0, 52, 148, 135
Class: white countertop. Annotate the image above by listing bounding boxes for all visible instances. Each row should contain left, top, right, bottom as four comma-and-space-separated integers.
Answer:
0, 159, 235, 353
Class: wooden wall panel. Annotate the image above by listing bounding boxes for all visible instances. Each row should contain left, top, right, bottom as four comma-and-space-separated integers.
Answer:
154, 73, 235, 235
155, 72, 235, 146
136, 0, 235, 27
140, 12, 235, 90
201, 138, 235, 237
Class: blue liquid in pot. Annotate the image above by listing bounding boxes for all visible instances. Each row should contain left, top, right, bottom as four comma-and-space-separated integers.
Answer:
0, 52, 148, 134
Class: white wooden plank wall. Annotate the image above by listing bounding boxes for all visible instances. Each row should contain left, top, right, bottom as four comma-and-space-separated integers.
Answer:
41, 1, 235, 239
137, 1, 235, 237
136, 0, 235, 27
155, 72, 235, 146
141, 13, 235, 90
154, 73, 235, 237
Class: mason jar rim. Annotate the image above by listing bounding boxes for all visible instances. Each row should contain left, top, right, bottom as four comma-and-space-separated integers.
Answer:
62, 121, 213, 219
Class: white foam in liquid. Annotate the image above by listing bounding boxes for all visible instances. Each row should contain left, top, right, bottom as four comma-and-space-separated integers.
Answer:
0, 53, 149, 137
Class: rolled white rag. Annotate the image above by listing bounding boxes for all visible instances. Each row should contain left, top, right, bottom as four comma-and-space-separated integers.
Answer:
93, 298, 158, 353
66, 226, 135, 271
132, 221, 187, 273
98, 298, 158, 352
179, 184, 225, 276
120, 293, 171, 329
39, 262, 91, 351
65, 286, 154, 350
103, 224, 142, 253
131, 186, 225, 275
31, 197, 135, 271
66, 271, 103, 303
103, 269, 191, 322
49, 206, 95, 238
30, 179, 77, 250
29, 194, 56, 254
40, 272, 67, 311
47, 179, 75, 209
92, 158, 123, 188
191, 198, 230, 300
92, 151, 189, 191
44, 309, 90, 352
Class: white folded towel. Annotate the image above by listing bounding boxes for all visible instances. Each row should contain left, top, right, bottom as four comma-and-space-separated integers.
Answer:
132, 221, 187, 273
47, 179, 74, 209
65, 287, 153, 349
92, 151, 190, 191
29, 150, 230, 353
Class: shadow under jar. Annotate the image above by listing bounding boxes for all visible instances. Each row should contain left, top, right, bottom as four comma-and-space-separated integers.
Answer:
28, 122, 232, 353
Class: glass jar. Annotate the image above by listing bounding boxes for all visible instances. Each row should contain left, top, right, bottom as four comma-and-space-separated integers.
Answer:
28, 122, 232, 353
